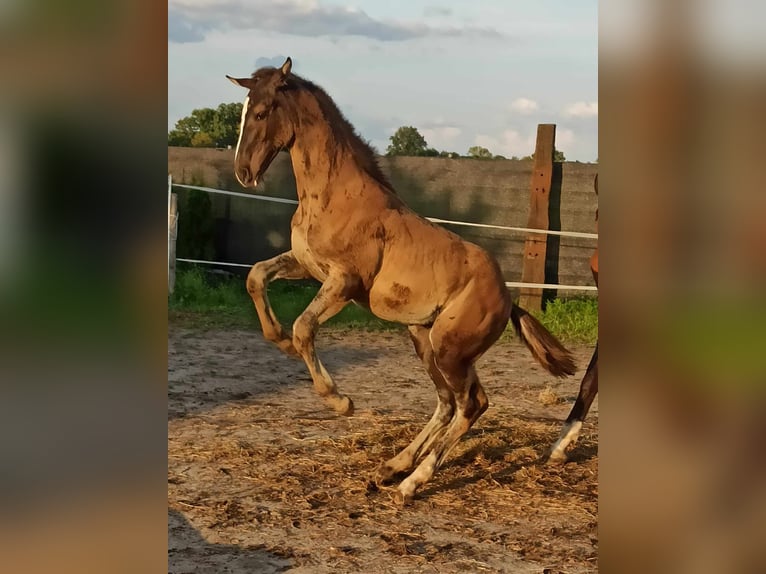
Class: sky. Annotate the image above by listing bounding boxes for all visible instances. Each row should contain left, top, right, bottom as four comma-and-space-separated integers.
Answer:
168, 0, 598, 162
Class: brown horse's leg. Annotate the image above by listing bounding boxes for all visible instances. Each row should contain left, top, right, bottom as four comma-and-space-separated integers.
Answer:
292, 274, 354, 415
392, 285, 507, 504
548, 343, 598, 462
375, 325, 456, 486
396, 362, 488, 504
246, 251, 311, 356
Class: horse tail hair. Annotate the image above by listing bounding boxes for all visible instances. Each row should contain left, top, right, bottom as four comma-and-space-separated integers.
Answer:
510, 305, 577, 378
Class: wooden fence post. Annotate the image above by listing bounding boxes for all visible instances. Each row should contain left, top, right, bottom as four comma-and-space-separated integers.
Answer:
519, 124, 556, 312
168, 187, 178, 294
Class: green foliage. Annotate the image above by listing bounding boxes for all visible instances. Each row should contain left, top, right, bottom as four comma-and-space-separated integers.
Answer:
467, 145, 493, 159
169, 269, 397, 330
171, 267, 247, 311
168, 102, 244, 148
190, 132, 214, 147
523, 147, 567, 162
176, 174, 215, 261
386, 126, 431, 157
535, 297, 598, 345
170, 267, 598, 344
210, 102, 244, 147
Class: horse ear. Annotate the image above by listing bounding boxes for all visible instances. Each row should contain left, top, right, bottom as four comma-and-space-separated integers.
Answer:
280, 57, 292, 77
226, 75, 255, 89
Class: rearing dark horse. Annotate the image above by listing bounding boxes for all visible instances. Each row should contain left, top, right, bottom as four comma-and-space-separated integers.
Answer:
227, 57, 576, 503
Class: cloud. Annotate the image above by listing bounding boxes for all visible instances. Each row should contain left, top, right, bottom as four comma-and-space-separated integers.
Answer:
554, 128, 576, 156
424, 6, 453, 18
508, 97, 539, 115
475, 127, 578, 159
168, 7, 207, 43
474, 129, 537, 159
562, 101, 598, 118
168, 0, 503, 44
421, 125, 462, 150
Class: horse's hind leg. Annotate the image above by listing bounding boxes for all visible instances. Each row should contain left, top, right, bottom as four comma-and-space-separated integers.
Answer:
246, 251, 311, 356
396, 360, 488, 504
292, 274, 354, 415
375, 325, 456, 486
393, 288, 507, 503
548, 343, 598, 463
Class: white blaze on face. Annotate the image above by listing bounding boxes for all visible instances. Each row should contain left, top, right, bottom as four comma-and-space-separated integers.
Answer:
235, 95, 250, 162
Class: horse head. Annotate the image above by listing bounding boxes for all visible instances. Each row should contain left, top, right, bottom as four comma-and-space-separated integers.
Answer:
226, 57, 295, 188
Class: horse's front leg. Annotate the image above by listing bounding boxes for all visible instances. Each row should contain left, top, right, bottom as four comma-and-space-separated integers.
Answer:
246, 251, 312, 357
547, 343, 598, 463
292, 273, 354, 415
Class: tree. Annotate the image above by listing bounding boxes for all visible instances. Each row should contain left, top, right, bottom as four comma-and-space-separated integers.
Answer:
168, 103, 244, 148
210, 102, 244, 147
467, 145, 493, 159
523, 147, 566, 162
386, 126, 429, 156
190, 132, 214, 147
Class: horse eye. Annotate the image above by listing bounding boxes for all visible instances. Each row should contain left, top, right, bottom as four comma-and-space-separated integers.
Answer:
255, 111, 267, 121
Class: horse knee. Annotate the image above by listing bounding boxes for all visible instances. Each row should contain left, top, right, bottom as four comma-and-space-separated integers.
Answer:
246, 267, 265, 296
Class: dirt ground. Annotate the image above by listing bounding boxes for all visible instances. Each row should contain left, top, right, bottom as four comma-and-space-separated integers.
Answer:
168, 324, 598, 574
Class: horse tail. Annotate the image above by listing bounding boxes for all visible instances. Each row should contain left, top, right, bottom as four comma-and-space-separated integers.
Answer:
510, 305, 577, 377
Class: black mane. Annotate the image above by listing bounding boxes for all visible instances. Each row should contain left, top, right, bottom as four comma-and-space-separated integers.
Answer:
283, 73, 394, 190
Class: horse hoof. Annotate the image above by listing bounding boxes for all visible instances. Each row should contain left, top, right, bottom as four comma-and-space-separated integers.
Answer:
374, 464, 398, 487
330, 395, 354, 416
546, 451, 568, 464
394, 489, 414, 507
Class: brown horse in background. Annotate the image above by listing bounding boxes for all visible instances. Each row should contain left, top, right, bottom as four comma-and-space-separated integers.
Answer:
547, 174, 599, 462
226, 57, 576, 503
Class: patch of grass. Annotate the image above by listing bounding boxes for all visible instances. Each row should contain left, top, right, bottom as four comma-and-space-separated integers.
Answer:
169, 266, 398, 330
535, 296, 598, 345
169, 267, 598, 344
499, 296, 598, 346
169, 266, 254, 328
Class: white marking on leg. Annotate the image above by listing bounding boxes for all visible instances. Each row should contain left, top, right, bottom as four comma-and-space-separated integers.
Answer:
386, 410, 445, 471
398, 451, 437, 499
549, 420, 583, 461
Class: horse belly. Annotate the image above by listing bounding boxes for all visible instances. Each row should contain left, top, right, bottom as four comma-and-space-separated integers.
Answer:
368, 280, 438, 324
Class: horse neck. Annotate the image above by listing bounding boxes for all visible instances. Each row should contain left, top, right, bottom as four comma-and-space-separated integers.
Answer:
288, 133, 345, 200
286, 91, 379, 203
